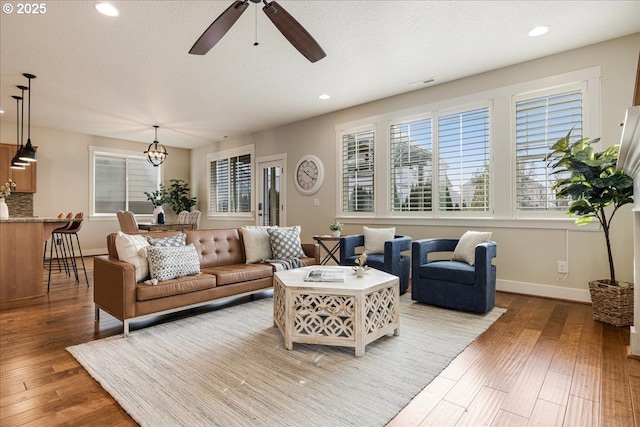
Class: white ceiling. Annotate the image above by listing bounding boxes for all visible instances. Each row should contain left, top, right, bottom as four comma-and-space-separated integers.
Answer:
1, 1, 638, 149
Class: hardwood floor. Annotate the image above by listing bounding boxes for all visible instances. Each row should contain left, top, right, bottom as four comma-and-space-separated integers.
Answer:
0, 257, 638, 426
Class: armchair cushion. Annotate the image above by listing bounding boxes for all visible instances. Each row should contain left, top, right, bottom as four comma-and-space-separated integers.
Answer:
453, 231, 492, 265
363, 226, 395, 254
419, 260, 476, 285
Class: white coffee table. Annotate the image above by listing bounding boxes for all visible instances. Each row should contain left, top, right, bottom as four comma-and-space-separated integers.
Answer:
273, 266, 400, 357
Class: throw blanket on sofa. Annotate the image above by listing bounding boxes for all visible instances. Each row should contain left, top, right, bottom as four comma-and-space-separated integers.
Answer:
265, 258, 302, 271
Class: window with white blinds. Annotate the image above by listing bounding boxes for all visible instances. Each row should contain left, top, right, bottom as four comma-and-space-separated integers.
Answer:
438, 107, 490, 212
209, 152, 252, 214
341, 129, 374, 213
515, 89, 583, 212
92, 150, 160, 215
390, 117, 433, 212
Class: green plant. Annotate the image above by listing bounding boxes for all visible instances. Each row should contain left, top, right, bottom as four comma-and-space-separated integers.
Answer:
165, 179, 197, 214
549, 130, 634, 285
329, 221, 343, 231
144, 187, 167, 207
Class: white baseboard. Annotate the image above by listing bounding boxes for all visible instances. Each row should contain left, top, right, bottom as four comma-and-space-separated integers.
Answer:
497, 279, 591, 303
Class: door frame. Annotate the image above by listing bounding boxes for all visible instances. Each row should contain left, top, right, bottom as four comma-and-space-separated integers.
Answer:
256, 153, 287, 226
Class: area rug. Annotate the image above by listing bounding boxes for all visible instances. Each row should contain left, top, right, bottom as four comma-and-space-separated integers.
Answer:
67, 294, 505, 427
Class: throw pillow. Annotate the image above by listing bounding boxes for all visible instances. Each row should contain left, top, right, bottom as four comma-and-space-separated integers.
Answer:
145, 232, 186, 247
146, 244, 201, 282
114, 231, 150, 282
241, 226, 273, 264
452, 231, 492, 265
363, 226, 395, 254
268, 227, 306, 260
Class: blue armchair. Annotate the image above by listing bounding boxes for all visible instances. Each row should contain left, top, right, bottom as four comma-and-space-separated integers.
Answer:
339, 234, 412, 294
411, 238, 497, 313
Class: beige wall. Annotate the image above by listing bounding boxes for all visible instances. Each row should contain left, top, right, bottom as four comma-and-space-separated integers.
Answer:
0, 123, 191, 252
192, 34, 639, 302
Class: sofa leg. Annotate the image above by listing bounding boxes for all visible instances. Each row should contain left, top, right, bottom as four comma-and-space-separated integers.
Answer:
123, 320, 130, 338
94, 306, 100, 321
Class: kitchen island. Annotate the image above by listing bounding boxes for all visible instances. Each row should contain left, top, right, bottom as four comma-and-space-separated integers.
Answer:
0, 217, 75, 302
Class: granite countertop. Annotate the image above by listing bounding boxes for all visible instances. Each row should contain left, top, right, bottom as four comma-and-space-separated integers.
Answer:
0, 217, 73, 223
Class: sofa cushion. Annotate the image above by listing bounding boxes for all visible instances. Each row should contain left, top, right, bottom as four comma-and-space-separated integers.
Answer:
363, 226, 395, 254
202, 263, 273, 286
241, 226, 273, 263
115, 231, 150, 282
452, 231, 492, 265
147, 244, 201, 282
268, 227, 306, 260
187, 228, 245, 267
136, 273, 217, 301
420, 260, 476, 285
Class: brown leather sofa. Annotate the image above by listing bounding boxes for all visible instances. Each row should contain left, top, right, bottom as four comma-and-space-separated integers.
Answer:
94, 228, 319, 336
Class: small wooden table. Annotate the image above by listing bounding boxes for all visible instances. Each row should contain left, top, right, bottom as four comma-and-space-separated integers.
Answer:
312, 235, 345, 265
137, 223, 194, 232
273, 266, 400, 357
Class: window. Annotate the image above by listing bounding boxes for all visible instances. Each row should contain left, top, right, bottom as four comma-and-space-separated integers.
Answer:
207, 146, 253, 216
341, 128, 375, 213
515, 88, 583, 212
90, 148, 161, 216
390, 117, 433, 212
438, 106, 490, 212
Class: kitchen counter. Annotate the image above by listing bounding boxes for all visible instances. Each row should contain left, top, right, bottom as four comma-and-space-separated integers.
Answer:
0, 217, 75, 302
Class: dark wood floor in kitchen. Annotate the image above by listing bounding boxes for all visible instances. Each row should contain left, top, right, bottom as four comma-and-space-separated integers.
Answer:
1, 257, 638, 426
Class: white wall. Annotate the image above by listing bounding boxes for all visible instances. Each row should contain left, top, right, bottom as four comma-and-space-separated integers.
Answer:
0, 123, 191, 253
191, 34, 639, 302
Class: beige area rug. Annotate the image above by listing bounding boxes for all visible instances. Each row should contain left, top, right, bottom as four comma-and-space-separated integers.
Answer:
68, 294, 505, 427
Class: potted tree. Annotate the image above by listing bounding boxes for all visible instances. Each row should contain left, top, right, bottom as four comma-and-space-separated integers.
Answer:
550, 130, 634, 326
165, 179, 197, 214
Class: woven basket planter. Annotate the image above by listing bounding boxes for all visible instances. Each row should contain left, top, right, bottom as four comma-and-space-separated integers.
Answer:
589, 280, 634, 327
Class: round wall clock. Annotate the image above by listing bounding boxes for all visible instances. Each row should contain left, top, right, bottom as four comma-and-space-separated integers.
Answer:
294, 155, 324, 195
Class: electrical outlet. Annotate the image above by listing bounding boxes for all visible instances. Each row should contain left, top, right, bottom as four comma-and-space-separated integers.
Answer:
557, 261, 568, 274
313, 198, 320, 207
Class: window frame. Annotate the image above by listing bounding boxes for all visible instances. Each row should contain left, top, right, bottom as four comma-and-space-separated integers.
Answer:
89, 146, 161, 220
206, 144, 255, 220
337, 125, 376, 217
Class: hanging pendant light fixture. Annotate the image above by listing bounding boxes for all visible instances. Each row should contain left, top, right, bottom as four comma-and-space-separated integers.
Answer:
10, 95, 27, 170
19, 73, 37, 163
144, 125, 168, 167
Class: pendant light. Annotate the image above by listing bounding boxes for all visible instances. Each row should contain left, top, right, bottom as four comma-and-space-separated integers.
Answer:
10, 95, 27, 170
19, 73, 37, 163
144, 125, 168, 167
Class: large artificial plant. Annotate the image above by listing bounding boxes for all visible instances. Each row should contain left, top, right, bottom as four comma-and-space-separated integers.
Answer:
165, 179, 197, 214
549, 130, 634, 285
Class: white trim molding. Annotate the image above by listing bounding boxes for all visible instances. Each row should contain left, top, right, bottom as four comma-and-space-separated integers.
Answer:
496, 279, 591, 303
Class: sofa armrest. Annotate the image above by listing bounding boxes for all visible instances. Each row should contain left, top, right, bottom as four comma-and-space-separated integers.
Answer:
93, 255, 138, 322
301, 243, 320, 264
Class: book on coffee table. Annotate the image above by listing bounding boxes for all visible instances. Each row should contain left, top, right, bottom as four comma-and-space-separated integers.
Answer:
304, 269, 345, 282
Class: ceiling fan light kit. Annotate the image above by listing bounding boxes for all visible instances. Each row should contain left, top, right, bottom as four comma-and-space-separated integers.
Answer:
190, 0, 325, 63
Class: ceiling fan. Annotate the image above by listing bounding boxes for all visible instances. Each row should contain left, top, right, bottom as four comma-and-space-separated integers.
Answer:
189, 0, 326, 63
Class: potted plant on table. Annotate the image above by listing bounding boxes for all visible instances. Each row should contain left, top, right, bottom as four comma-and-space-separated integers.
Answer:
329, 221, 343, 237
144, 187, 168, 224
549, 130, 634, 326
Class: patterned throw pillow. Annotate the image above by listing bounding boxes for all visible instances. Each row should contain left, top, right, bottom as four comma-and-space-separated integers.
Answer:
145, 232, 186, 247
147, 244, 201, 282
268, 227, 305, 260
452, 231, 492, 265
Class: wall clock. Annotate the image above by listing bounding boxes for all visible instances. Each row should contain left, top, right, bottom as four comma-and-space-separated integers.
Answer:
294, 155, 324, 195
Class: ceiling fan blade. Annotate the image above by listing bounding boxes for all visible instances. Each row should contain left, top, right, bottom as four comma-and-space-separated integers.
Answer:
262, 1, 326, 63
189, 1, 249, 55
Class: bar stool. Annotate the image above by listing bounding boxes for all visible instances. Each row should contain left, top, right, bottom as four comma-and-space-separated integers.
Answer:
53, 212, 89, 291
44, 212, 74, 279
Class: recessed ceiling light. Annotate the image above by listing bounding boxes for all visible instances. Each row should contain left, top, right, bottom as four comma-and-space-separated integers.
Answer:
319, 94, 330, 100
0, 109, 4, 114
528, 26, 549, 37
95, 3, 119, 17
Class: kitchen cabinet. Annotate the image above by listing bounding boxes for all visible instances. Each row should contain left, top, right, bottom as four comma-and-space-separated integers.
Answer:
0, 143, 37, 193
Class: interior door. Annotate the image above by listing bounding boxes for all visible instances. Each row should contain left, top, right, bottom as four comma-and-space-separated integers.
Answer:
256, 157, 286, 226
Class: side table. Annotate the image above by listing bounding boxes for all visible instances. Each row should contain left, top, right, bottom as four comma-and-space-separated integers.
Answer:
312, 235, 345, 265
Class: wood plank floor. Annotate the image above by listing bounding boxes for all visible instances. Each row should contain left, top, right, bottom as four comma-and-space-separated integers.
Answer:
0, 257, 638, 426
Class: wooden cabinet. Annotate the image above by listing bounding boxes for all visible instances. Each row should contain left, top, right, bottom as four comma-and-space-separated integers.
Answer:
0, 143, 37, 193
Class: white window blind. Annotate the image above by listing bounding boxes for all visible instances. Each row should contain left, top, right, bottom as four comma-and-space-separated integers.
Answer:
515, 89, 582, 211
390, 117, 433, 212
209, 153, 252, 213
93, 151, 160, 215
438, 107, 490, 212
341, 129, 374, 213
